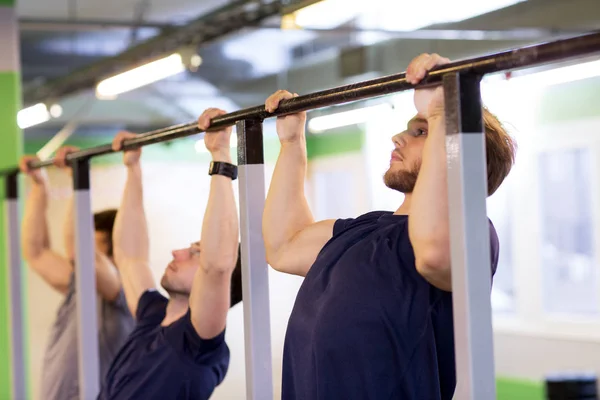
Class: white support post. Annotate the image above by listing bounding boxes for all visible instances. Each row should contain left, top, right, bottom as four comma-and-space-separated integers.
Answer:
5, 173, 26, 400
236, 119, 274, 400
443, 72, 496, 399
72, 159, 100, 399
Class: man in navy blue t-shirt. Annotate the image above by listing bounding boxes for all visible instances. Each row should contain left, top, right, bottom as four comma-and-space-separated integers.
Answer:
262, 55, 517, 399
97, 108, 242, 400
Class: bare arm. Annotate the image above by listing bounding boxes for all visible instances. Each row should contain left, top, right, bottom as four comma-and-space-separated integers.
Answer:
95, 252, 122, 301
406, 54, 452, 291
111, 134, 155, 316
189, 109, 240, 339
64, 188, 121, 301
262, 91, 335, 277
408, 115, 451, 291
19, 157, 72, 294
54, 146, 123, 302
63, 195, 75, 261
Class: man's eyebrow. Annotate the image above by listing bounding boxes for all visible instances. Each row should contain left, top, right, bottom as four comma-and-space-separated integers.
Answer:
407, 117, 427, 127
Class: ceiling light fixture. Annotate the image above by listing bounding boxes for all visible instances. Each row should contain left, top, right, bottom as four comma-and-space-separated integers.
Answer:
96, 53, 187, 99
17, 103, 50, 129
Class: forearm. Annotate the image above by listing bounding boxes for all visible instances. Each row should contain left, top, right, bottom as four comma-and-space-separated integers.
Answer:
263, 140, 315, 257
22, 181, 72, 292
113, 164, 155, 314
22, 183, 51, 261
409, 116, 451, 268
114, 164, 149, 264
198, 151, 239, 272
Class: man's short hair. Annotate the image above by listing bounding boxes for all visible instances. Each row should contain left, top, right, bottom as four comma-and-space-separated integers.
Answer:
93, 209, 118, 257
483, 107, 517, 196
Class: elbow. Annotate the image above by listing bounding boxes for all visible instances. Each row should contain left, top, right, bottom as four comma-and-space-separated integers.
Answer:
264, 246, 277, 268
414, 245, 452, 291
263, 228, 290, 272
264, 245, 287, 272
415, 249, 450, 275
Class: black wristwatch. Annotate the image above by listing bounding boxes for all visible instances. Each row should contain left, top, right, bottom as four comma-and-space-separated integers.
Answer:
208, 161, 238, 180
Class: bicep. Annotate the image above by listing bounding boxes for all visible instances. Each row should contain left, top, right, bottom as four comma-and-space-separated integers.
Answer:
94, 251, 122, 302
267, 219, 336, 277
418, 219, 500, 292
189, 268, 231, 340
27, 250, 73, 294
116, 259, 156, 317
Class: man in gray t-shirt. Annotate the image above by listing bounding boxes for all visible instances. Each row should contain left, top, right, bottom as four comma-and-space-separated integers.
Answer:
19, 147, 134, 400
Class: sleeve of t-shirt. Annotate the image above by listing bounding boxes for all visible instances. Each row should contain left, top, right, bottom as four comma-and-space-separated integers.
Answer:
135, 290, 169, 325
110, 288, 128, 310
333, 217, 355, 237
488, 219, 500, 278
163, 310, 230, 385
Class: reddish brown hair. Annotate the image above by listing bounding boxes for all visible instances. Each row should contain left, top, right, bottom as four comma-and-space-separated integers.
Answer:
483, 107, 517, 196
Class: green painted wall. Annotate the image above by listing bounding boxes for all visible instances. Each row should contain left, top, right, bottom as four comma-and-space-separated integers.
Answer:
497, 377, 545, 400
306, 127, 364, 159
0, 67, 25, 400
535, 76, 600, 125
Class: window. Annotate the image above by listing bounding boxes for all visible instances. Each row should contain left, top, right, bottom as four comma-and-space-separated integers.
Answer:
538, 148, 598, 315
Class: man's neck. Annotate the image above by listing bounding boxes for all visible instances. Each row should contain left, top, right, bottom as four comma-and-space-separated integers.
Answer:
161, 293, 189, 326
394, 193, 412, 215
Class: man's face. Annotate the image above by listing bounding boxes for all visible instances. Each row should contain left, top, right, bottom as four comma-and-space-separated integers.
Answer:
160, 242, 201, 296
94, 231, 111, 257
383, 115, 428, 193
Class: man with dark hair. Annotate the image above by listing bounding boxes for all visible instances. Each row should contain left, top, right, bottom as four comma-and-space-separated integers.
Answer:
262, 54, 516, 399
19, 146, 134, 400
98, 107, 242, 400
94, 209, 118, 259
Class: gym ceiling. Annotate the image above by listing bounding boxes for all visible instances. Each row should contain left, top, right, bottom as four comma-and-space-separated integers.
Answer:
16, 0, 600, 142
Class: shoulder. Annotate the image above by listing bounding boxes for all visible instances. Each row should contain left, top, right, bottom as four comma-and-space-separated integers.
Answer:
333, 211, 393, 235
163, 310, 230, 381
136, 290, 168, 323
487, 218, 500, 273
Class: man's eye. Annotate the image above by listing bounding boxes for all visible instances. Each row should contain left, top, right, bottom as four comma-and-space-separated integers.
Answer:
416, 129, 427, 136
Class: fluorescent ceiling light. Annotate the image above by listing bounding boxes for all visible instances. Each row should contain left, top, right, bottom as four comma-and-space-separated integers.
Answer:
18, 103, 50, 129
96, 53, 186, 99
308, 103, 392, 133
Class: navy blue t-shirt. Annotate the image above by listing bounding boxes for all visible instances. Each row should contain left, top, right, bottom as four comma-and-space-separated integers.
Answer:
282, 211, 499, 400
98, 290, 229, 400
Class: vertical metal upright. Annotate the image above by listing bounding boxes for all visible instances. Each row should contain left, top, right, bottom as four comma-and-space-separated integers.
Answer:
5, 172, 26, 400
236, 119, 274, 400
72, 158, 100, 398
443, 72, 496, 399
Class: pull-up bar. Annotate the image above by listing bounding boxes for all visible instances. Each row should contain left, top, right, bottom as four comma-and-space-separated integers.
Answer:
4, 29, 598, 172
3, 29, 600, 400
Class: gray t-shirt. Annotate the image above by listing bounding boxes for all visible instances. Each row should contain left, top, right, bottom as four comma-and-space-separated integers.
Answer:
40, 273, 134, 400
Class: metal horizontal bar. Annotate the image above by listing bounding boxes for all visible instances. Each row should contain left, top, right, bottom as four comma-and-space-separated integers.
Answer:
7, 29, 600, 172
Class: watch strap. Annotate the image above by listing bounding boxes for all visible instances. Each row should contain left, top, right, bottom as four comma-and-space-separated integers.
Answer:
208, 161, 238, 180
